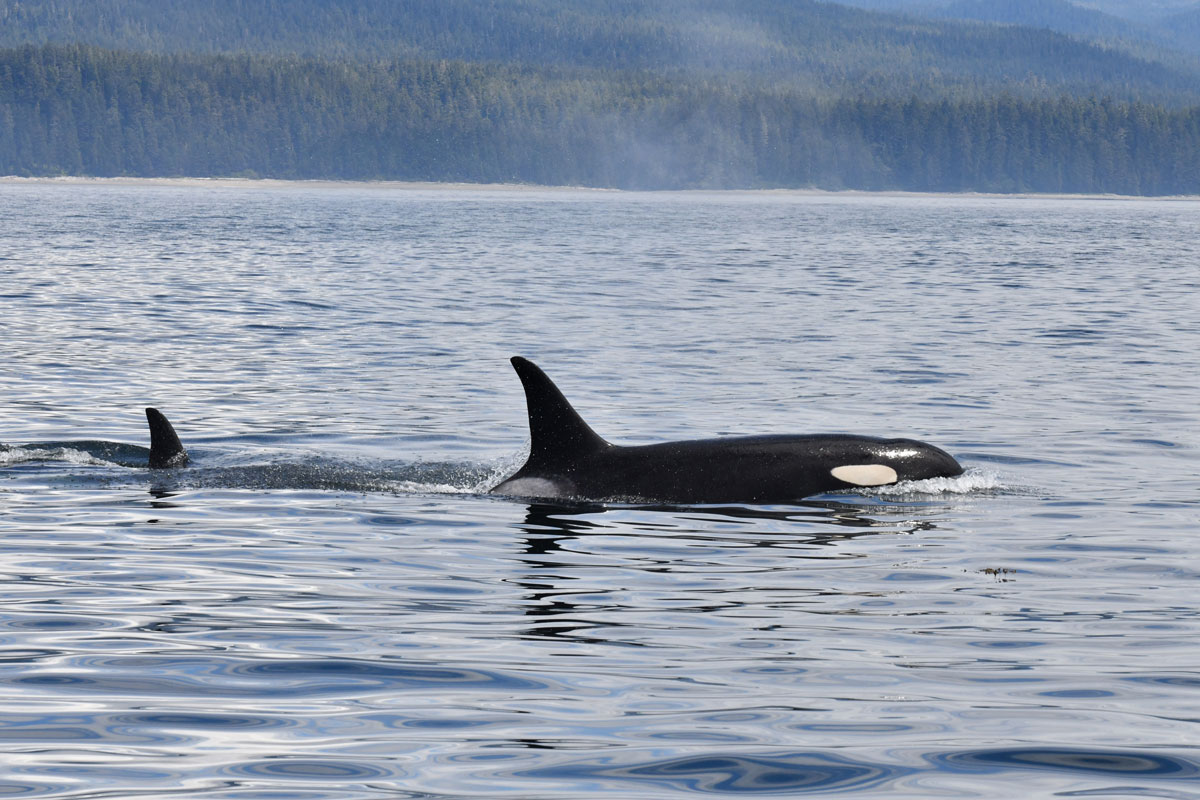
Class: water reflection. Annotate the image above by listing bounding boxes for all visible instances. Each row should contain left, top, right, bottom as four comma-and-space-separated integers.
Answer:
512, 498, 945, 578
505, 499, 948, 645
519, 498, 942, 540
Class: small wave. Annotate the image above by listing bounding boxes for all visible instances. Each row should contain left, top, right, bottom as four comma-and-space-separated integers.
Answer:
0, 445, 124, 468
147, 456, 509, 495
866, 467, 1005, 497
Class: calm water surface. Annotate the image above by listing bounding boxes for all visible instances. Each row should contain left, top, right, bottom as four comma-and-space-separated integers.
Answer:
0, 181, 1198, 798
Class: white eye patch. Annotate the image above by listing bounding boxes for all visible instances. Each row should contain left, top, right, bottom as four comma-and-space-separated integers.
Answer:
831, 464, 899, 486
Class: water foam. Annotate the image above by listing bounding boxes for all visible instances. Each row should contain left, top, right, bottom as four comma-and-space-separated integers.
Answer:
384, 480, 479, 495
469, 447, 528, 494
0, 446, 119, 468
867, 467, 1005, 497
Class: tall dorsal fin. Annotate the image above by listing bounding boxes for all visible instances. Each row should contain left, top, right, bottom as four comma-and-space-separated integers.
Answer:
510, 357, 609, 466
146, 408, 189, 468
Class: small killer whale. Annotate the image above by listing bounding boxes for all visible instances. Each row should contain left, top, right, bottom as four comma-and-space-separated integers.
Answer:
4, 408, 188, 468
492, 357, 963, 504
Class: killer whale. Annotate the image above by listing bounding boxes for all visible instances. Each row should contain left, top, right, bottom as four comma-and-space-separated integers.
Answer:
4, 408, 188, 469
491, 357, 963, 504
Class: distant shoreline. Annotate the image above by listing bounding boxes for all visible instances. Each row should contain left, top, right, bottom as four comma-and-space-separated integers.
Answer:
2, 175, 1197, 201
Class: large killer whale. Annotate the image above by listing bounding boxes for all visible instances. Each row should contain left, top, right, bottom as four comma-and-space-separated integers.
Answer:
492, 357, 963, 504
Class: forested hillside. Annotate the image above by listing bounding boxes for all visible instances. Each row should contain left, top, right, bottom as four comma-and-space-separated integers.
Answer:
2, 0, 1199, 193
4, 44, 1197, 193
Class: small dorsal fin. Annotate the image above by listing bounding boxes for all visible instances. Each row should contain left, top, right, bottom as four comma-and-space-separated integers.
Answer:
510, 357, 608, 467
146, 408, 189, 468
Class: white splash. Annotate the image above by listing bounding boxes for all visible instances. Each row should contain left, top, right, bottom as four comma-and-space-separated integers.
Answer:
0, 446, 117, 467
469, 446, 529, 494
868, 467, 1006, 497
384, 480, 480, 495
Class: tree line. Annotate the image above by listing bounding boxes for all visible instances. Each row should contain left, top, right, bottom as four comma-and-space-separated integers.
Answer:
2, 44, 1198, 194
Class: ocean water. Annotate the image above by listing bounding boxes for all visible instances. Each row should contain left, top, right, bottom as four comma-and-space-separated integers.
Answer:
0, 180, 1197, 799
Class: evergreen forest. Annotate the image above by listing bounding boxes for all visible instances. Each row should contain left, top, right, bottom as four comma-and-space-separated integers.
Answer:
2, 0, 1199, 193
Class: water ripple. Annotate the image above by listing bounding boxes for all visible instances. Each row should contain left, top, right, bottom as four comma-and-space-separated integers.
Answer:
518, 751, 910, 794
5, 655, 553, 698
929, 748, 1200, 779
2, 185, 1199, 799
